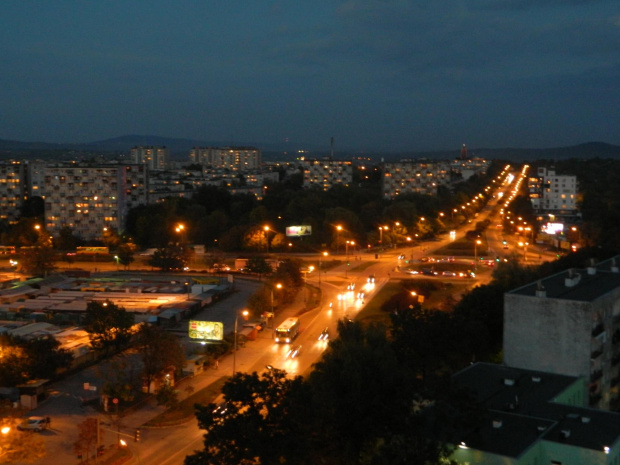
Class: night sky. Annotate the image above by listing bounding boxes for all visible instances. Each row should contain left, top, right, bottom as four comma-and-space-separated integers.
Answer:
1, 1, 619, 152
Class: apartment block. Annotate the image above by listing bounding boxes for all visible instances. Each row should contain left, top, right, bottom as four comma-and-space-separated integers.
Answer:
43, 164, 148, 240
0, 161, 25, 223
382, 160, 452, 199
130, 146, 169, 170
189, 146, 261, 170
451, 362, 620, 465
302, 159, 353, 190
504, 256, 620, 410
529, 167, 578, 214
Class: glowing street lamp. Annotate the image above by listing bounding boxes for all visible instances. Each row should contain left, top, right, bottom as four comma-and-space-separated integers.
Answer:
271, 283, 283, 327
378, 226, 388, 246
233, 309, 250, 375
264, 226, 271, 252
335, 225, 343, 255
474, 239, 482, 270
318, 251, 328, 288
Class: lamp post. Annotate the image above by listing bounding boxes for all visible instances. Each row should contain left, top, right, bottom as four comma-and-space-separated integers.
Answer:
264, 226, 271, 252
233, 309, 249, 375
175, 223, 185, 244
318, 251, 328, 288
114, 255, 120, 271
271, 283, 282, 328
474, 239, 482, 270
378, 226, 388, 247
335, 225, 342, 255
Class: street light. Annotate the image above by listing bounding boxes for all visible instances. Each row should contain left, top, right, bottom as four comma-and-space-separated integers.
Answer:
114, 255, 120, 271
264, 226, 271, 252
474, 239, 482, 270
335, 225, 343, 255
233, 310, 249, 375
175, 223, 186, 244
318, 251, 328, 288
271, 283, 282, 328
378, 226, 388, 247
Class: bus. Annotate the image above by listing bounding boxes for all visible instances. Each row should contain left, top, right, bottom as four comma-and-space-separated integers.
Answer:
274, 317, 300, 344
76, 246, 110, 255
0, 246, 16, 255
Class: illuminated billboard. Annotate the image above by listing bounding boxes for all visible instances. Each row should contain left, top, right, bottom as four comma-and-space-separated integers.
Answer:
188, 320, 224, 342
542, 222, 564, 234
286, 225, 312, 237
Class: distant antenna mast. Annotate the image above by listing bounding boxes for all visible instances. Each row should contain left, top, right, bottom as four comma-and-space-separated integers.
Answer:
330, 137, 334, 161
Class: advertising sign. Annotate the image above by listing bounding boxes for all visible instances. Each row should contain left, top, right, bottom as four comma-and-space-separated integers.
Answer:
188, 320, 224, 342
286, 225, 312, 237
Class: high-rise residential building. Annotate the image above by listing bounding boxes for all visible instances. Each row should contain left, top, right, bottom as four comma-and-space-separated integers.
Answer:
382, 160, 452, 199
504, 256, 620, 410
189, 146, 261, 170
130, 146, 169, 170
301, 159, 352, 190
42, 164, 148, 240
450, 362, 620, 464
0, 161, 25, 223
529, 167, 578, 214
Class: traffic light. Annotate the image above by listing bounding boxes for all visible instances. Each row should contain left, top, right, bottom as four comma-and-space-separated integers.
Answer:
134, 428, 141, 442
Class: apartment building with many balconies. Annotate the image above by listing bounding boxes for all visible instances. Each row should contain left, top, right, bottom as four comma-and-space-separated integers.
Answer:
42, 164, 148, 240
301, 159, 353, 190
189, 146, 261, 170
0, 161, 25, 223
504, 256, 620, 410
130, 145, 170, 170
382, 160, 452, 199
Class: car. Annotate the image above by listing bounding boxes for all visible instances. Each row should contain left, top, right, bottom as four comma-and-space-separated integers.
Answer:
398, 254, 405, 260
287, 345, 302, 358
347, 283, 355, 290
367, 274, 375, 283
442, 271, 457, 277
356, 292, 365, 300
212, 402, 229, 416
318, 328, 330, 341
17, 416, 50, 432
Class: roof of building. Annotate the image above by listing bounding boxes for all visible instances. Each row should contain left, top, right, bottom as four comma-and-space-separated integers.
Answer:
508, 255, 620, 302
452, 363, 620, 457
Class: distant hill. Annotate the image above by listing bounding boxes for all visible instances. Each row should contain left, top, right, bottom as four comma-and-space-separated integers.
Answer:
0, 136, 618, 163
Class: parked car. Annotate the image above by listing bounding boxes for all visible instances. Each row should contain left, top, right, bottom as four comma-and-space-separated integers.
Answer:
17, 416, 50, 432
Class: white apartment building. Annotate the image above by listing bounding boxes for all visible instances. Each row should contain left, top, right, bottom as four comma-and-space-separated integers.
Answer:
529, 167, 578, 213
189, 147, 261, 170
504, 256, 620, 410
301, 159, 353, 191
130, 146, 169, 170
43, 164, 148, 240
382, 160, 453, 199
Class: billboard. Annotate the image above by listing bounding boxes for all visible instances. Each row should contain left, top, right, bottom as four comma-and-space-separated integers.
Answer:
286, 225, 312, 237
188, 320, 224, 342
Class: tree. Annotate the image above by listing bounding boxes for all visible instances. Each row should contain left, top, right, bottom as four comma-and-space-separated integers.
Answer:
186, 368, 308, 465
245, 256, 272, 277
116, 240, 138, 269
136, 324, 186, 394
19, 231, 56, 276
21, 335, 73, 380
82, 301, 135, 355
73, 417, 102, 462
0, 409, 46, 463
148, 243, 189, 271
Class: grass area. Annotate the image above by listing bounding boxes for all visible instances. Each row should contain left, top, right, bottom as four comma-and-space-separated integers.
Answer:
143, 376, 229, 427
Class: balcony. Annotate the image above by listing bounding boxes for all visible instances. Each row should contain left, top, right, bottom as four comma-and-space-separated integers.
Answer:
592, 324, 605, 337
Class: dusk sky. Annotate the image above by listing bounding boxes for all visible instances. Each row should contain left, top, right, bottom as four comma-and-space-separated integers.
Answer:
1, 1, 619, 152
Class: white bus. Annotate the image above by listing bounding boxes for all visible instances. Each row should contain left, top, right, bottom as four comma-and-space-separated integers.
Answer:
274, 317, 300, 343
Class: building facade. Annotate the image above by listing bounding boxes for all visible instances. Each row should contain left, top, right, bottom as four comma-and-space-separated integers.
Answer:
504, 256, 620, 410
130, 146, 170, 170
382, 160, 452, 199
0, 161, 25, 223
189, 146, 261, 170
451, 362, 620, 465
529, 167, 578, 214
301, 159, 353, 190
42, 164, 148, 240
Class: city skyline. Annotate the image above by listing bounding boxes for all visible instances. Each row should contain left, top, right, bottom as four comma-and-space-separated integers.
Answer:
1, 1, 619, 152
